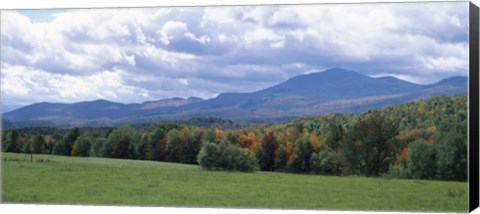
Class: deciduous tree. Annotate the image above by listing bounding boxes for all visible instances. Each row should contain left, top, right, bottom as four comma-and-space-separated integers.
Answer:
342, 112, 401, 177
258, 131, 278, 171
435, 117, 467, 181
3, 130, 20, 152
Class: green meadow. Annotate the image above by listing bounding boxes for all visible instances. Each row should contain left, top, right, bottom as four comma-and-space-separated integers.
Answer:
1, 152, 468, 212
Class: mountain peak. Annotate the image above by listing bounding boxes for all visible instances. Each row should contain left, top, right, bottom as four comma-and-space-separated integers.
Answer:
87, 99, 116, 104
301, 68, 367, 81
431, 76, 467, 86
280, 68, 368, 88
255, 68, 425, 100
321, 67, 354, 73
306, 68, 361, 77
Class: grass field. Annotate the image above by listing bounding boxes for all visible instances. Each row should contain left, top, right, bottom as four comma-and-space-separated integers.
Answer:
1, 152, 468, 212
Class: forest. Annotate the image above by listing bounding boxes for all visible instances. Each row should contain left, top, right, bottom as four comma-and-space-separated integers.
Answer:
2, 95, 467, 181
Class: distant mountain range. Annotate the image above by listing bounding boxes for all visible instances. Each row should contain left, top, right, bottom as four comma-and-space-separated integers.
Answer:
2, 68, 468, 129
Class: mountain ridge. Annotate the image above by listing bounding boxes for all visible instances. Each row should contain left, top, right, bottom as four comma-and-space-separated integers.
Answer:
2, 68, 468, 128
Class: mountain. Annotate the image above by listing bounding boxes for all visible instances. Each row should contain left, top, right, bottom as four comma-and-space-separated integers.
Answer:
2, 68, 468, 128
429, 76, 469, 88
140, 97, 203, 110
375, 76, 423, 89
170, 68, 465, 121
1, 104, 23, 113
256, 68, 423, 99
176, 68, 423, 111
3, 97, 204, 125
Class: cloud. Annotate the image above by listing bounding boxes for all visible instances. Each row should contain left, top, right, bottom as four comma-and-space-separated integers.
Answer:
0, 64, 152, 105
159, 21, 189, 45
267, 7, 304, 29
1, 2, 469, 106
178, 78, 189, 85
244, 28, 286, 48
157, 20, 211, 54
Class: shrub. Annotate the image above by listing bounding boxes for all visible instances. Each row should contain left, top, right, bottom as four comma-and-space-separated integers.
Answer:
197, 141, 259, 172
386, 164, 406, 179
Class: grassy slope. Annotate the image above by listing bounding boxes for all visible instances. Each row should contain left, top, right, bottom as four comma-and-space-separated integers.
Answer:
1, 153, 468, 212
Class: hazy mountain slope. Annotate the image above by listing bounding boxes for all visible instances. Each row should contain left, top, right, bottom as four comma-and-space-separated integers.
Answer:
2, 68, 468, 127
3, 97, 203, 123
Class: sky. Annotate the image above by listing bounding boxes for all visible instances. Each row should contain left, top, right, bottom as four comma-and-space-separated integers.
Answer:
0, 2, 469, 108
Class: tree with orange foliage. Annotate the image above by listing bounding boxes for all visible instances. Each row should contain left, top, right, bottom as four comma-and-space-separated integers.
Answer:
215, 129, 225, 141
238, 132, 259, 153
309, 133, 322, 153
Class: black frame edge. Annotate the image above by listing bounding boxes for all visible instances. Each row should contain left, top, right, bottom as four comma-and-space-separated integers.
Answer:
470, 1, 480, 213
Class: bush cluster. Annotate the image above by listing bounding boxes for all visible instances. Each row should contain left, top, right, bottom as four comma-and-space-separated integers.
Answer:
197, 141, 259, 172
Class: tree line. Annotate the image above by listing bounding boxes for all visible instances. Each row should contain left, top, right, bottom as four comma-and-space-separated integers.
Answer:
2, 95, 467, 181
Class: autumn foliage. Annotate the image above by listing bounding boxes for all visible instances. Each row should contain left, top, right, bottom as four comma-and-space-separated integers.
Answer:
2, 96, 467, 180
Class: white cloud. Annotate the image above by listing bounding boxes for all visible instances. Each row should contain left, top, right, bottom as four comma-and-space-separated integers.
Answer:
184, 32, 211, 44
179, 78, 189, 85
244, 28, 285, 48
0, 65, 151, 105
158, 20, 210, 45
417, 55, 468, 73
201, 7, 239, 26
0, 3, 469, 106
159, 21, 188, 45
268, 7, 301, 27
